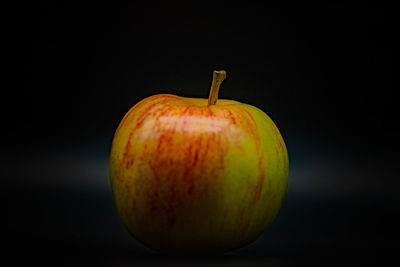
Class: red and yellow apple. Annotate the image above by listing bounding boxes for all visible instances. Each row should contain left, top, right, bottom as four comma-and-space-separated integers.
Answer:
109, 70, 289, 253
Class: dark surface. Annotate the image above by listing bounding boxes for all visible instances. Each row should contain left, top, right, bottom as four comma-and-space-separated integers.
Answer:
3, 1, 397, 266
3, 141, 398, 265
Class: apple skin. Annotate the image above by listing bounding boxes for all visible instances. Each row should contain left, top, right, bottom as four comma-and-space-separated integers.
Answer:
109, 94, 289, 253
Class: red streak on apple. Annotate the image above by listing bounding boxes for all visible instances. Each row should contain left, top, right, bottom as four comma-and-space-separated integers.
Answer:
242, 109, 266, 203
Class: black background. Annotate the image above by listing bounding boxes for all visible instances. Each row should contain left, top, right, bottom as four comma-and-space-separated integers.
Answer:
3, 1, 397, 265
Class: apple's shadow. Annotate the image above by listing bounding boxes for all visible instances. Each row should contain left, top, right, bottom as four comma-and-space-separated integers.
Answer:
106, 249, 291, 267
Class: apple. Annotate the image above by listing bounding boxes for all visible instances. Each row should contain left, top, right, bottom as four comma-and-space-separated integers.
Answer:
109, 70, 289, 254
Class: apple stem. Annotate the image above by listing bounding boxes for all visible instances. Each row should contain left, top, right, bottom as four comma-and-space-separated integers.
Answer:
208, 70, 226, 106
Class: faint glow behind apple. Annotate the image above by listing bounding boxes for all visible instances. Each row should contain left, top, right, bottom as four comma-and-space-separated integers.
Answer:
4, 138, 397, 200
